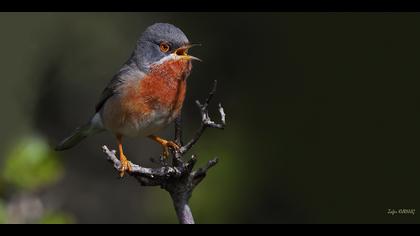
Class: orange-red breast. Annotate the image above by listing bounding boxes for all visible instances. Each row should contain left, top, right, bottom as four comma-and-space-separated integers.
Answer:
55, 23, 201, 177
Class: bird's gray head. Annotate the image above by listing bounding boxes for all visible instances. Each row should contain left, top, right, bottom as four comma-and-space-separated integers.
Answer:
132, 23, 200, 72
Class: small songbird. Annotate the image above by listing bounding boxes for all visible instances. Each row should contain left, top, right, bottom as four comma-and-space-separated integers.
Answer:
55, 23, 200, 177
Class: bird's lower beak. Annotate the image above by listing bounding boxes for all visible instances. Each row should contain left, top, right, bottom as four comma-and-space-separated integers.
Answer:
173, 44, 202, 62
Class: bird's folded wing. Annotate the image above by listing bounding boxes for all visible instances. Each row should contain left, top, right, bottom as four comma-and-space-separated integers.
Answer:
95, 63, 144, 112
95, 74, 123, 112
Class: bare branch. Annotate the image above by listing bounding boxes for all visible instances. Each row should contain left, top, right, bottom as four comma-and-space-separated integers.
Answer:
192, 158, 219, 187
203, 79, 218, 109
174, 115, 183, 146
180, 80, 226, 154
102, 145, 182, 186
218, 103, 226, 126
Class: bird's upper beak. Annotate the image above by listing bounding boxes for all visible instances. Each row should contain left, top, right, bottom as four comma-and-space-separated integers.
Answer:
173, 43, 202, 62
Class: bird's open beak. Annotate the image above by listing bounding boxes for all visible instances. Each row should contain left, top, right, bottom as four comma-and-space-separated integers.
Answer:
173, 43, 202, 62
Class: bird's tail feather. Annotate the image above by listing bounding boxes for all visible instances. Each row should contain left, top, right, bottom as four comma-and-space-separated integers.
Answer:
55, 122, 102, 151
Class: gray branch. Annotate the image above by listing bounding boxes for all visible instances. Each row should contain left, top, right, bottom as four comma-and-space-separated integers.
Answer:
179, 80, 226, 154
102, 80, 225, 224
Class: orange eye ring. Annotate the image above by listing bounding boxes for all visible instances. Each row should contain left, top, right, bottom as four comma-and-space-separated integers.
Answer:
159, 42, 170, 53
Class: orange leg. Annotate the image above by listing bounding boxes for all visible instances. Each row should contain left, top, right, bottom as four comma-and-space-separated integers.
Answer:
148, 135, 180, 158
117, 134, 132, 177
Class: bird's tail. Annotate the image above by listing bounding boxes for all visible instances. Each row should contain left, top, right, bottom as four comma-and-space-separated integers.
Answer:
55, 120, 103, 151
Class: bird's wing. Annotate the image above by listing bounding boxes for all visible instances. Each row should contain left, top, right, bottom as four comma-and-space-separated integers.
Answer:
95, 73, 124, 112
95, 63, 144, 112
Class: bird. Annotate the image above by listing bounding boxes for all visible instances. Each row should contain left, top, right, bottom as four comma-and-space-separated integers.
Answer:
55, 23, 201, 177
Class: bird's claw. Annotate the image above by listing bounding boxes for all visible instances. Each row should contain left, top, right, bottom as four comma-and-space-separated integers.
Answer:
119, 154, 132, 177
161, 141, 180, 159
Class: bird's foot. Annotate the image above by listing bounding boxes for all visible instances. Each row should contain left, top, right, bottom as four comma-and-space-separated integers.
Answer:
161, 140, 180, 158
119, 154, 132, 177
148, 135, 180, 159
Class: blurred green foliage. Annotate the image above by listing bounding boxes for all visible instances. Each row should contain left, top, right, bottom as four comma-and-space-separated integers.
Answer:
0, 200, 6, 224
2, 136, 63, 191
0, 135, 72, 224
39, 212, 74, 224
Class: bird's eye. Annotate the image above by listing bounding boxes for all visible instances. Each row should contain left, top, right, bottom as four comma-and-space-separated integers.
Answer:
159, 42, 170, 53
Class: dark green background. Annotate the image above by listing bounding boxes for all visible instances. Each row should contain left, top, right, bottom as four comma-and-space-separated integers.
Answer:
0, 13, 419, 223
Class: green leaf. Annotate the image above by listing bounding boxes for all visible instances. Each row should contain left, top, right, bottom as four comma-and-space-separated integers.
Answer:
2, 136, 63, 190
38, 212, 75, 224
0, 199, 6, 224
